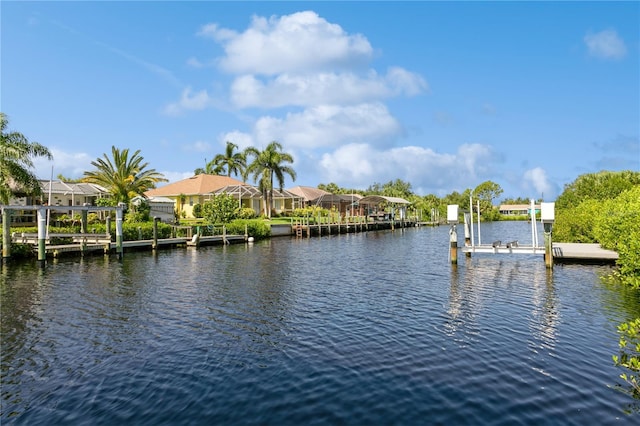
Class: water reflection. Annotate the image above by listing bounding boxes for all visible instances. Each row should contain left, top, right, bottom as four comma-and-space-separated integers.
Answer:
529, 268, 559, 352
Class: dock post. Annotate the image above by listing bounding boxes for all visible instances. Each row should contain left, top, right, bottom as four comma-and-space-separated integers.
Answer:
37, 207, 47, 265
450, 225, 458, 264
152, 217, 159, 250
463, 212, 472, 258
447, 205, 459, 265
544, 223, 553, 269
244, 224, 248, 241
81, 204, 88, 234
2, 208, 11, 261
541, 202, 555, 270
115, 203, 125, 259
106, 216, 111, 235
81, 204, 89, 255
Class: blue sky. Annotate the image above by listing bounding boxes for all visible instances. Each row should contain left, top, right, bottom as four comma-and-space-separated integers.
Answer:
3, 1, 639, 200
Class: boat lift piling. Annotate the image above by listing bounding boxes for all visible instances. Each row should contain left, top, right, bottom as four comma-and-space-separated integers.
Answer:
447, 205, 459, 265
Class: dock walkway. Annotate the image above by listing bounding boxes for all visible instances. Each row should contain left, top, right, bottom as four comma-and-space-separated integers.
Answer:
552, 243, 618, 264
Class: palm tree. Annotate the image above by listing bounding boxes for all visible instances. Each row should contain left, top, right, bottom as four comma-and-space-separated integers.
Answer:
245, 141, 296, 218
207, 141, 246, 178
83, 146, 167, 204
0, 113, 53, 204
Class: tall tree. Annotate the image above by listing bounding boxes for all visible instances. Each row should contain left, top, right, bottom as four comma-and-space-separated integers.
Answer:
245, 141, 296, 218
0, 113, 53, 204
83, 146, 167, 204
382, 179, 413, 199
474, 180, 503, 220
207, 141, 246, 178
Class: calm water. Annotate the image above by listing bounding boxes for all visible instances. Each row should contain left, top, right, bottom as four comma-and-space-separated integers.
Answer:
2, 222, 639, 425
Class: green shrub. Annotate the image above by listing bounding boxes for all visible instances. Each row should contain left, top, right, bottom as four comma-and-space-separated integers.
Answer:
292, 206, 329, 218
237, 207, 257, 219
553, 199, 601, 243
613, 318, 640, 403
8, 243, 35, 259
192, 203, 204, 218
121, 222, 172, 240
203, 194, 238, 224
594, 186, 640, 281
227, 219, 271, 240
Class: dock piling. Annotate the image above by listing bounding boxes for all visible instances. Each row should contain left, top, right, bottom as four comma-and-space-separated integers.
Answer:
447, 205, 459, 265
541, 202, 555, 269
152, 217, 159, 250
2, 208, 11, 261
115, 203, 125, 259
450, 225, 458, 264
37, 207, 46, 265
463, 212, 471, 258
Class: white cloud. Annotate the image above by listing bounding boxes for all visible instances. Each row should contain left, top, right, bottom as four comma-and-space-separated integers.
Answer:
523, 167, 556, 199
163, 87, 212, 116
218, 130, 255, 150
584, 29, 627, 60
230, 69, 427, 108
252, 102, 403, 149
212, 11, 373, 75
32, 148, 94, 180
183, 140, 212, 153
318, 143, 499, 194
197, 23, 237, 42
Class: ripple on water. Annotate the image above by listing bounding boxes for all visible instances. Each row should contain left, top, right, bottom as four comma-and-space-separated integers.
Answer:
1, 226, 636, 425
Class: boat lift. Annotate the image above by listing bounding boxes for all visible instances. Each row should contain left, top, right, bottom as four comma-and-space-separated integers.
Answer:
448, 197, 556, 268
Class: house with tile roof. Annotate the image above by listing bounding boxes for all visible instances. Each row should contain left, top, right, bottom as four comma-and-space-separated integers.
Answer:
144, 174, 247, 218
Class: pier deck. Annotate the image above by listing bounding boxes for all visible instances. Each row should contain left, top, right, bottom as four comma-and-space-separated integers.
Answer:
552, 243, 618, 264
461, 242, 618, 264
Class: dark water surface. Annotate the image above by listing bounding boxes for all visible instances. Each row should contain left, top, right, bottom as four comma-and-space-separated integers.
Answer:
2, 222, 639, 425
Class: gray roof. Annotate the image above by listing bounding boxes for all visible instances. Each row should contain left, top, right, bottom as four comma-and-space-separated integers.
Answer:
358, 195, 411, 205
40, 180, 108, 196
212, 184, 303, 200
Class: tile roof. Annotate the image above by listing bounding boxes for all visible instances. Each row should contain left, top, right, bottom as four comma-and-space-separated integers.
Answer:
145, 174, 247, 197
287, 185, 330, 201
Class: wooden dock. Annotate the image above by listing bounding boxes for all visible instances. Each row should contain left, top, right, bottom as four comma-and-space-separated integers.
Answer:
461, 242, 618, 264
39, 235, 247, 258
552, 243, 618, 264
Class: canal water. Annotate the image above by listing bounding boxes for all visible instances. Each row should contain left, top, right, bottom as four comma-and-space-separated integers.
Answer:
2, 222, 639, 425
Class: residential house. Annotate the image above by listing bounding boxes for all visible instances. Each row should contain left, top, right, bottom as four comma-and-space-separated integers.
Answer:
144, 174, 247, 219
499, 204, 541, 216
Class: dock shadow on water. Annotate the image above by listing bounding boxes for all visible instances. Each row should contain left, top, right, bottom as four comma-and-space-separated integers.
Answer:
1, 222, 638, 424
